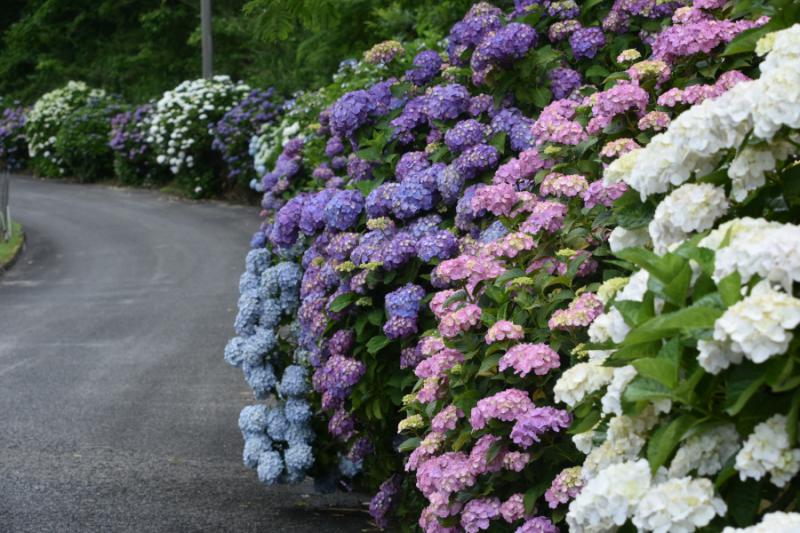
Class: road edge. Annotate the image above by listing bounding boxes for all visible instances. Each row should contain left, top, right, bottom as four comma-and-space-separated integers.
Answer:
0, 228, 25, 276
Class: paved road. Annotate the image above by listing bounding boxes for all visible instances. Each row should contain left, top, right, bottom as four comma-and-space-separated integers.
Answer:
0, 177, 369, 533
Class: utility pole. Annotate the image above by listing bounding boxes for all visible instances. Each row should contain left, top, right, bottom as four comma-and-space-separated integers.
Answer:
201, 0, 213, 79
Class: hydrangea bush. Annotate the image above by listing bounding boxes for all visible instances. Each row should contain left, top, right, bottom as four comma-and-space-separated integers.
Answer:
0, 102, 28, 171
147, 75, 250, 197
109, 104, 172, 186
54, 97, 124, 182
25, 81, 108, 176
218, 1, 798, 531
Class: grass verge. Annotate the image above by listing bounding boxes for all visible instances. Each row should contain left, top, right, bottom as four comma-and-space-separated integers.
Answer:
0, 221, 24, 270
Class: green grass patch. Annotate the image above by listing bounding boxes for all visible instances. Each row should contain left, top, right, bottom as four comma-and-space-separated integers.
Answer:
0, 221, 24, 267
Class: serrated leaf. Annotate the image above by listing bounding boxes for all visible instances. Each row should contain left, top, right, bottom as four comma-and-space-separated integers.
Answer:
329, 292, 355, 312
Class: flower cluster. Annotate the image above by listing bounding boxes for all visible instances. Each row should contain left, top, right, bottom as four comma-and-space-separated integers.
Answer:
0, 103, 27, 170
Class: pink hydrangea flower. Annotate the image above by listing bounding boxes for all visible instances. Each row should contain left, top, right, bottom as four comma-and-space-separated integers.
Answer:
415, 348, 465, 379
430, 289, 459, 318
469, 389, 533, 430
419, 335, 447, 356
514, 516, 558, 533
406, 432, 446, 472
431, 405, 463, 433
502, 451, 530, 472
416, 452, 475, 498
587, 80, 649, 135
548, 292, 604, 330
461, 498, 501, 533
540, 172, 589, 198
499, 343, 560, 377
439, 303, 482, 338
599, 138, 640, 159
510, 407, 572, 447
544, 466, 584, 508
527, 256, 567, 276
471, 183, 519, 216
520, 201, 567, 234
468, 434, 505, 475
485, 320, 525, 343
531, 99, 587, 145
484, 232, 536, 259
583, 180, 628, 209
651, 18, 767, 64
500, 494, 528, 523
418, 376, 447, 404
638, 110, 671, 131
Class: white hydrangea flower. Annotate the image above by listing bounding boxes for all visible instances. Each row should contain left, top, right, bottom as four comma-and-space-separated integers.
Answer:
735, 414, 800, 487
616, 269, 650, 303
554, 361, 614, 408
701, 218, 800, 292
588, 308, 630, 344
597, 277, 629, 304
728, 142, 794, 201
669, 424, 740, 478
649, 184, 728, 254
582, 414, 651, 478
608, 226, 651, 253
722, 511, 800, 532
601, 366, 637, 416
567, 459, 652, 532
601, 25, 800, 199
698, 281, 800, 374
632, 476, 727, 533
573, 429, 598, 454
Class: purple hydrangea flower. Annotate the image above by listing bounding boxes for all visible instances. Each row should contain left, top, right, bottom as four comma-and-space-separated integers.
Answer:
425, 84, 470, 121
324, 190, 364, 231
385, 283, 426, 319
444, 119, 487, 153
570, 27, 606, 59
418, 230, 459, 262
330, 90, 375, 138
406, 50, 443, 86
549, 67, 582, 99
392, 180, 435, 220
396, 151, 430, 182
453, 143, 500, 180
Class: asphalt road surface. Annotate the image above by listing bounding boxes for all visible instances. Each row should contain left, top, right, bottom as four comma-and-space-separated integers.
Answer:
0, 177, 370, 533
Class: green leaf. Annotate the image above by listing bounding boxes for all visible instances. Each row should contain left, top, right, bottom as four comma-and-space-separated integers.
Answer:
569, 409, 601, 435
477, 353, 502, 377
725, 479, 762, 526
329, 292, 355, 312
531, 87, 552, 108
489, 131, 507, 154
633, 358, 678, 389
616, 247, 686, 284
366, 335, 391, 355
725, 362, 767, 416
717, 271, 743, 307
787, 389, 800, 445
398, 437, 421, 453
524, 483, 548, 514
613, 199, 654, 229
624, 306, 721, 344
647, 414, 697, 472
623, 376, 673, 403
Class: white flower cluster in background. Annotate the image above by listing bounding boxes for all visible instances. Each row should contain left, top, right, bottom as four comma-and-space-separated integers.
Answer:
604, 24, 800, 200
722, 512, 800, 532
669, 424, 740, 478
700, 218, 800, 291
250, 117, 303, 179
26, 81, 107, 174
554, 358, 614, 408
734, 414, 800, 487
698, 281, 800, 374
648, 183, 728, 253
567, 460, 726, 533
728, 141, 794, 201
148, 75, 250, 175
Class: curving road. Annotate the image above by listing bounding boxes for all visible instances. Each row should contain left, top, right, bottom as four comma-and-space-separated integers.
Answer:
0, 177, 369, 532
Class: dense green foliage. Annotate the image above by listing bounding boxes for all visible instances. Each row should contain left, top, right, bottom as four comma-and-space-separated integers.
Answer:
0, 0, 496, 103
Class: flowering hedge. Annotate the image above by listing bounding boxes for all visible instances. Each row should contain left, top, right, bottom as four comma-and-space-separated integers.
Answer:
25, 81, 109, 177
0, 101, 27, 171
226, 0, 800, 532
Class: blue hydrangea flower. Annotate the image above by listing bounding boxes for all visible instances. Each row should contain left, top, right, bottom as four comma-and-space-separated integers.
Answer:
453, 143, 500, 180
299, 189, 336, 236
239, 271, 259, 294
382, 232, 417, 270
265, 407, 289, 441
570, 27, 606, 60
275, 262, 302, 293
258, 268, 279, 298
436, 164, 465, 205
279, 291, 300, 314
366, 183, 398, 219
284, 397, 312, 424
347, 155, 373, 182
479, 220, 511, 243
425, 84, 470, 121
391, 181, 435, 220
245, 248, 271, 276
395, 151, 430, 182
324, 189, 364, 231
259, 298, 282, 329
330, 90, 376, 138
444, 119, 487, 153
285, 422, 315, 446
284, 443, 314, 472
338, 456, 363, 478
238, 404, 268, 436
243, 434, 272, 469
256, 450, 284, 485
405, 50, 442, 86
407, 214, 443, 239
234, 291, 260, 335
418, 230, 459, 261
385, 283, 426, 319
279, 365, 309, 397
224, 336, 246, 367
242, 327, 276, 365
245, 362, 277, 399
